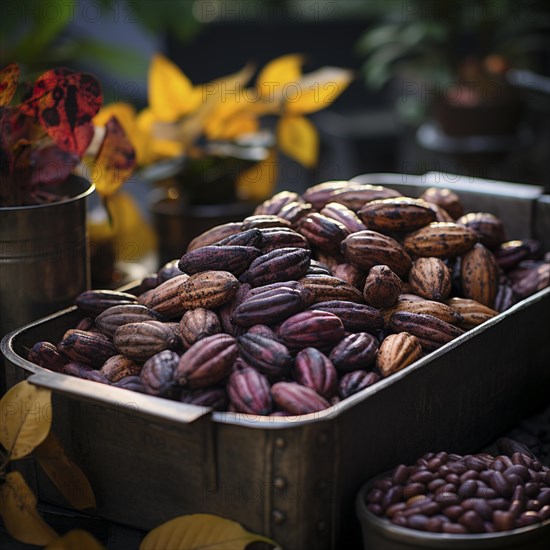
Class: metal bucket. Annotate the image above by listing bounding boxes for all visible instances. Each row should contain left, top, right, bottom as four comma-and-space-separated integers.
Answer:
0, 176, 94, 345
356, 478, 550, 550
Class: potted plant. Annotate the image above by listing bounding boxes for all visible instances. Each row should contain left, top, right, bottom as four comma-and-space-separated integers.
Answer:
96, 53, 353, 262
0, 63, 135, 345
356, 0, 550, 135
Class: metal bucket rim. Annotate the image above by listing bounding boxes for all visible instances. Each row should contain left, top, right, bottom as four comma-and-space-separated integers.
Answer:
356, 476, 550, 547
0, 176, 94, 212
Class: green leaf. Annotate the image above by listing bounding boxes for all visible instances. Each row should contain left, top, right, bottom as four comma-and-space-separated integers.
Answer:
140, 514, 277, 550
0, 380, 52, 461
11, 0, 74, 62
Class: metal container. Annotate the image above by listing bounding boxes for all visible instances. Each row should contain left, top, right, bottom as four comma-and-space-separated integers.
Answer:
2, 176, 550, 549
0, 176, 94, 393
356, 476, 550, 549
0, 176, 94, 339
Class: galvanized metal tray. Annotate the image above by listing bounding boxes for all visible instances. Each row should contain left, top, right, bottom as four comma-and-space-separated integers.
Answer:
2, 175, 550, 549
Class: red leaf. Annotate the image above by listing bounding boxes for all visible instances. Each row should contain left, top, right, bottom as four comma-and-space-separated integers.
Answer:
20, 68, 102, 156
0, 63, 20, 106
30, 144, 79, 186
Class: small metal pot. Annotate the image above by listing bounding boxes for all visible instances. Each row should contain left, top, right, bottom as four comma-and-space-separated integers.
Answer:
356, 475, 550, 550
0, 176, 94, 342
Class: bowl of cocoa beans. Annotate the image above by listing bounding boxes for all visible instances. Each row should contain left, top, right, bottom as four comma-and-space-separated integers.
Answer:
356, 450, 550, 549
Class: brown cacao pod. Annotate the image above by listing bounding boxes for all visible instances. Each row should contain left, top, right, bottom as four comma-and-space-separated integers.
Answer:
157, 259, 182, 284
138, 274, 189, 318
299, 274, 364, 303
320, 202, 367, 233
186, 222, 242, 252
408, 257, 452, 302
237, 332, 292, 379
217, 282, 251, 337
140, 350, 180, 397
180, 387, 228, 411
232, 284, 309, 327
57, 330, 117, 368
381, 296, 463, 326
180, 270, 240, 310
419, 187, 464, 220
174, 334, 238, 388
28, 341, 66, 373
332, 263, 365, 289
271, 382, 330, 415
510, 262, 550, 299
241, 214, 292, 230
403, 222, 478, 258
241, 247, 311, 287
100, 355, 142, 382
363, 265, 403, 308
327, 184, 402, 211
494, 240, 531, 272
341, 230, 412, 279
246, 324, 280, 340
178, 245, 261, 277
494, 284, 515, 313
227, 366, 273, 415
215, 228, 263, 248
445, 297, 498, 329
329, 332, 379, 372
389, 311, 464, 352
307, 260, 332, 276
258, 227, 309, 253
276, 200, 315, 228
96, 304, 163, 337
461, 243, 499, 308
75, 290, 138, 317
254, 190, 303, 216
179, 308, 221, 348
375, 332, 423, 377
113, 320, 181, 361
277, 310, 345, 352
456, 212, 506, 249
357, 197, 437, 232
308, 300, 384, 332
293, 347, 338, 399
300, 180, 351, 210
114, 375, 146, 393
63, 362, 110, 384
298, 212, 349, 255
338, 370, 380, 399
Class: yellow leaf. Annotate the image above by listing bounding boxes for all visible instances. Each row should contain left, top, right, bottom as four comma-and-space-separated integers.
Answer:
104, 191, 157, 259
46, 529, 106, 550
89, 116, 136, 198
34, 432, 96, 511
277, 115, 319, 168
140, 514, 276, 550
257, 54, 304, 99
137, 108, 184, 162
285, 67, 354, 115
0, 380, 52, 461
237, 147, 277, 201
0, 471, 58, 545
149, 54, 202, 122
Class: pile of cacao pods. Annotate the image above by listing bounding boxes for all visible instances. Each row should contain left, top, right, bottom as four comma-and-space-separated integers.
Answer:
28, 181, 550, 416
363, 449, 550, 534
